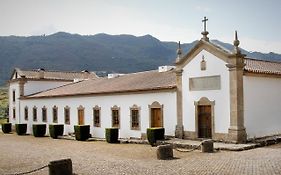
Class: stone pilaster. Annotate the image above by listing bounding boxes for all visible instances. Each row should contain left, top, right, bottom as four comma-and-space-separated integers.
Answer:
175, 68, 184, 138
226, 54, 247, 143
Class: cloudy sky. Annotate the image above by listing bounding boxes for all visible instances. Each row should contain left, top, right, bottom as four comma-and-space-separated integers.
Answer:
0, 0, 280, 53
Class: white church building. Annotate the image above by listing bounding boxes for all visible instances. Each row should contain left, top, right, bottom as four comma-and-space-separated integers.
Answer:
8, 24, 281, 143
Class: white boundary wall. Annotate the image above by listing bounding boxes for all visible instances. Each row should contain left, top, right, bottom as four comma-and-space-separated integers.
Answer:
244, 76, 281, 138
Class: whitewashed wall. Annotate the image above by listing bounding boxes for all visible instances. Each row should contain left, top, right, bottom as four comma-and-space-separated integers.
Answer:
24, 81, 70, 96
20, 91, 177, 138
8, 80, 72, 125
9, 82, 20, 125
244, 76, 281, 138
182, 50, 230, 134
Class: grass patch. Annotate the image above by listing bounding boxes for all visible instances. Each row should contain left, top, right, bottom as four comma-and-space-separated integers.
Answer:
0, 87, 8, 118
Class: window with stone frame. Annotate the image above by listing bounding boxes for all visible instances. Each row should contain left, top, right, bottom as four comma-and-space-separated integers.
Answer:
111, 105, 120, 128
12, 90, 16, 102
24, 106, 28, 120
13, 107, 16, 119
53, 106, 58, 123
93, 106, 101, 127
33, 106, 37, 121
42, 106, 47, 122
64, 106, 70, 125
130, 105, 140, 130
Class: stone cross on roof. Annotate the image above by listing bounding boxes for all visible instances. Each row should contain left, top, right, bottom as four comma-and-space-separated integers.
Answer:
201, 16, 209, 41
202, 16, 208, 32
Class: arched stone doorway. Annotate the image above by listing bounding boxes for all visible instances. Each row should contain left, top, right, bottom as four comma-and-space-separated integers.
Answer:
194, 97, 215, 138
149, 101, 163, 127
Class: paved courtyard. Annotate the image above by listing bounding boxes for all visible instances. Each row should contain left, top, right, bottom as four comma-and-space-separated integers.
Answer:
0, 133, 281, 175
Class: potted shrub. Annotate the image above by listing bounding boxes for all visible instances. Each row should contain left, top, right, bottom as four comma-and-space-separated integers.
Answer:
1, 123, 12, 133
32, 124, 46, 137
146, 127, 165, 146
105, 128, 119, 143
49, 124, 64, 139
74, 125, 90, 141
15, 124, 27, 135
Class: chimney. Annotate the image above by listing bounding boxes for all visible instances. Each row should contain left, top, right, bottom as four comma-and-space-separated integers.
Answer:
38, 68, 45, 79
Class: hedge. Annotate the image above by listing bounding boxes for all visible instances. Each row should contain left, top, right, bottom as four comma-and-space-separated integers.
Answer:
32, 124, 46, 137
1, 123, 12, 133
105, 128, 119, 143
49, 124, 64, 139
15, 124, 27, 135
74, 125, 90, 141
146, 127, 165, 146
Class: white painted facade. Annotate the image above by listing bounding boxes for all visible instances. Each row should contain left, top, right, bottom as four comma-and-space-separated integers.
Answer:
20, 91, 177, 138
182, 50, 230, 134
24, 81, 70, 96
244, 76, 281, 138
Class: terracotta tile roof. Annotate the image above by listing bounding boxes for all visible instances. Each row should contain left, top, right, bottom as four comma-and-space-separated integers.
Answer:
25, 70, 176, 98
14, 68, 97, 81
244, 58, 281, 75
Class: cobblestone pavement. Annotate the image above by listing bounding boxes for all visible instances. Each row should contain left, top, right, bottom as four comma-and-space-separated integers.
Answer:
0, 133, 281, 175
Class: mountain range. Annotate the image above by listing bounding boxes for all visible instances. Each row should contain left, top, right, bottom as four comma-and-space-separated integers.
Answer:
0, 32, 280, 85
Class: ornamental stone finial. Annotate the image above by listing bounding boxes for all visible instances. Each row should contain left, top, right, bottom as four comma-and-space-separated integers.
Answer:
233, 30, 241, 54
176, 41, 182, 63
201, 16, 209, 41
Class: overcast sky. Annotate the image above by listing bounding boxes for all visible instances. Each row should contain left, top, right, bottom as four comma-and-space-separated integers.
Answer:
0, 0, 280, 53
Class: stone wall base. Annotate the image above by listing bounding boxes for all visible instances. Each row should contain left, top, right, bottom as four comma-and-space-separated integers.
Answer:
183, 130, 229, 142
175, 125, 184, 139
228, 128, 247, 143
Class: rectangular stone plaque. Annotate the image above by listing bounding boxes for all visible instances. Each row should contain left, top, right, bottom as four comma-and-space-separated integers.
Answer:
189, 75, 221, 91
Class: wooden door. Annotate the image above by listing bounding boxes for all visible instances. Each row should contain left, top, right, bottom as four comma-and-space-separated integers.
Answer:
78, 109, 84, 125
151, 108, 162, 127
198, 105, 212, 138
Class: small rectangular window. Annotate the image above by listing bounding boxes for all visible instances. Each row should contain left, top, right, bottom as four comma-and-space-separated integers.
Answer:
64, 107, 70, 124
53, 107, 58, 123
93, 109, 100, 127
12, 90, 16, 102
112, 109, 120, 128
13, 108, 16, 119
33, 107, 37, 121
42, 107, 47, 122
131, 109, 140, 130
24, 107, 28, 120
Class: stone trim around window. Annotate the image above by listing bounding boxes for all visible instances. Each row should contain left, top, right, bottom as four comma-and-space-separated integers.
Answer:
64, 106, 70, 125
42, 106, 47, 122
13, 107, 16, 119
111, 105, 120, 128
130, 104, 141, 130
52, 105, 58, 123
33, 106, 37, 122
24, 106, 28, 121
93, 105, 101, 127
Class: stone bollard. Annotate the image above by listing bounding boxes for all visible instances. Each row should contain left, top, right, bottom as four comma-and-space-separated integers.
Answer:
201, 139, 214, 153
49, 159, 73, 175
156, 144, 173, 160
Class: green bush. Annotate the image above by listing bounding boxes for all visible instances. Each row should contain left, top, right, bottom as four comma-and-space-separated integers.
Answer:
32, 124, 46, 137
49, 124, 64, 139
105, 128, 119, 143
15, 124, 27, 135
1, 123, 11, 133
147, 127, 165, 146
74, 125, 90, 141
